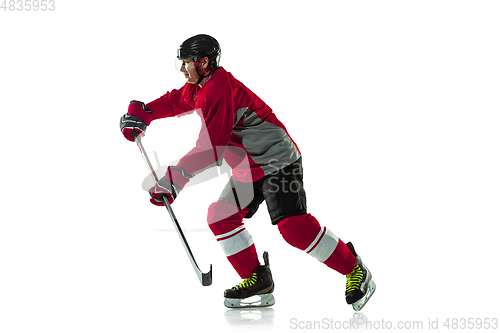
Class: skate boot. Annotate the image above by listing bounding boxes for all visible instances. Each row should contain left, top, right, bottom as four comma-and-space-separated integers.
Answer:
224, 252, 275, 308
345, 242, 376, 311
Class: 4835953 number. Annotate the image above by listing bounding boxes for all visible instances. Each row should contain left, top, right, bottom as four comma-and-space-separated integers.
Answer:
443, 318, 498, 330
1, 0, 55, 11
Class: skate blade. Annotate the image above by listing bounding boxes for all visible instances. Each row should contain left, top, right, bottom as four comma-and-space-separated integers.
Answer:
224, 293, 275, 308
352, 280, 376, 311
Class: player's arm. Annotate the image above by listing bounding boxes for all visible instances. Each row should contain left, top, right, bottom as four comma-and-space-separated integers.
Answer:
119, 84, 196, 142
146, 83, 197, 120
175, 92, 234, 178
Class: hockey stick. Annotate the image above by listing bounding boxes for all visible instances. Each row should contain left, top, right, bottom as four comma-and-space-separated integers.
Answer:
131, 132, 213, 286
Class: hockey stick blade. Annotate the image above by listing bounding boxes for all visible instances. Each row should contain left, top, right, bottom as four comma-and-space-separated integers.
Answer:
202, 264, 213, 286
131, 132, 213, 286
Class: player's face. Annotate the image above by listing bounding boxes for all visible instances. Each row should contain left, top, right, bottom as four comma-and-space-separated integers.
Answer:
179, 59, 200, 84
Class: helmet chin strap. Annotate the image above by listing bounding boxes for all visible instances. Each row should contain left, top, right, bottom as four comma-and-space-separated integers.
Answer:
196, 72, 210, 85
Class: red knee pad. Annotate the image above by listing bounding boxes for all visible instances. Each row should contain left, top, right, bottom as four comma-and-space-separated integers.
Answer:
277, 214, 322, 251
207, 201, 249, 235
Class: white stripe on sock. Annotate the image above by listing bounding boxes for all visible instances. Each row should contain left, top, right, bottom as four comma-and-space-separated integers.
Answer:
216, 225, 246, 240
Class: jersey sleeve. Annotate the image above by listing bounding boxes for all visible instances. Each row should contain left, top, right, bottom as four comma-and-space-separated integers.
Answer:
176, 91, 234, 177
145, 83, 197, 121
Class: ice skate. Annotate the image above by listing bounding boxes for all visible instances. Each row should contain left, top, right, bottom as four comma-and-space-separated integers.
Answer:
224, 252, 275, 308
345, 242, 376, 311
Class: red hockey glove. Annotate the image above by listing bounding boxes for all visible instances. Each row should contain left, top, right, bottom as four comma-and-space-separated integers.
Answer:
148, 167, 191, 206
120, 101, 153, 142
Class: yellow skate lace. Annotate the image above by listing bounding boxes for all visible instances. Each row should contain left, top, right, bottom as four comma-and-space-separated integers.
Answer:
346, 264, 363, 293
233, 273, 258, 290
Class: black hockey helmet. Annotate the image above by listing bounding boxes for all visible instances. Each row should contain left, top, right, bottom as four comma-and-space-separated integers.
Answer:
177, 34, 221, 71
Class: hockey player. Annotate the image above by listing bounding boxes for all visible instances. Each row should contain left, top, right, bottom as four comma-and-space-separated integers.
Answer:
120, 34, 375, 310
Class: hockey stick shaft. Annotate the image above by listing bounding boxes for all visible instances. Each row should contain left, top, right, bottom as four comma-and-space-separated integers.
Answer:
132, 133, 212, 286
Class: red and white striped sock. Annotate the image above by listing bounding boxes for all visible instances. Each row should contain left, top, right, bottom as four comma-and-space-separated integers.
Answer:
208, 201, 260, 279
277, 214, 356, 275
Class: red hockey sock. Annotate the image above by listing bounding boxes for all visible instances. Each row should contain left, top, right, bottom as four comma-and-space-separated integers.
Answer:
277, 214, 356, 275
226, 244, 260, 279
208, 201, 261, 279
322, 239, 357, 275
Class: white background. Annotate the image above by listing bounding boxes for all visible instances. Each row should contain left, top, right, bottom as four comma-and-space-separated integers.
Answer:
1, 1, 499, 332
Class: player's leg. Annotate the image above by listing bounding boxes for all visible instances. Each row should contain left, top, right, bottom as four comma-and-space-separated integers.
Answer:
263, 157, 375, 310
207, 177, 275, 308
207, 200, 260, 278
276, 214, 357, 275
207, 178, 263, 278
276, 214, 376, 310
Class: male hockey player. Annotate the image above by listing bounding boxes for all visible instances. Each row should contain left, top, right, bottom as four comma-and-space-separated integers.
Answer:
120, 34, 375, 310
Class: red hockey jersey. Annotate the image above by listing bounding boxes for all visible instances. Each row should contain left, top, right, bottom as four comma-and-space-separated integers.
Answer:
146, 67, 301, 183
